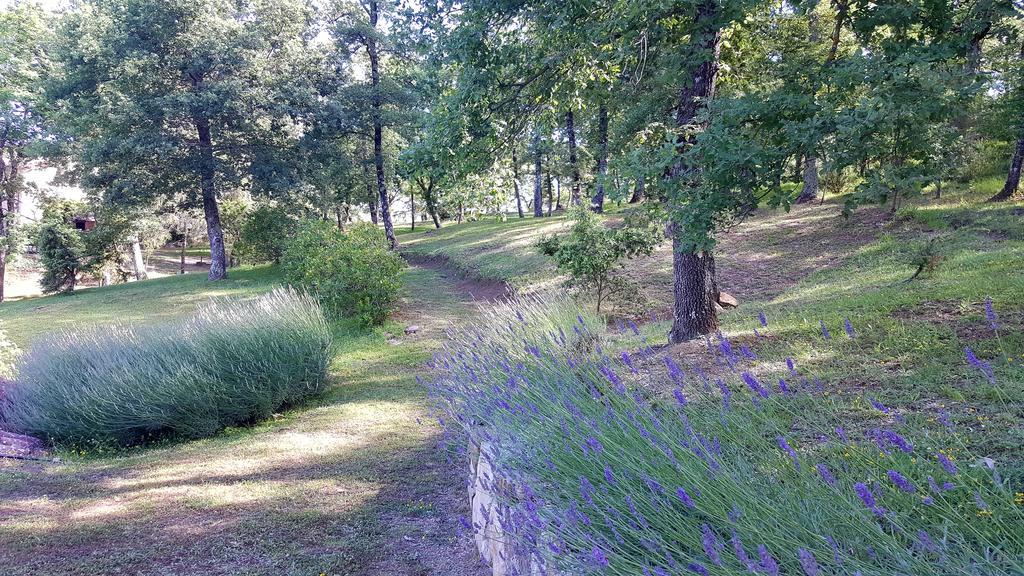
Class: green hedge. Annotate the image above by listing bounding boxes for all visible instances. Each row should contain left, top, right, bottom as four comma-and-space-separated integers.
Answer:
282, 221, 404, 326
1, 288, 331, 447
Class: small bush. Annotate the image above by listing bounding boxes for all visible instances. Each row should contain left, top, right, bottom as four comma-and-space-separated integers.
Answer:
1, 288, 331, 446
537, 205, 661, 313
282, 220, 403, 326
234, 204, 298, 264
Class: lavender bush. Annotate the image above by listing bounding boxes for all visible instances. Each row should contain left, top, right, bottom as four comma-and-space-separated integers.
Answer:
428, 296, 1023, 575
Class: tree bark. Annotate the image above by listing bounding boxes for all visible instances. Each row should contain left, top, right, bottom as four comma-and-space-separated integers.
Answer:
796, 155, 820, 203
512, 148, 525, 218
366, 0, 397, 249
629, 176, 645, 203
409, 184, 415, 230
192, 110, 227, 281
179, 227, 187, 274
565, 110, 581, 205
131, 235, 148, 281
991, 133, 1024, 202
592, 103, 608, 212
417, 177, 442, 228
545, 169, 553, 216
532, 132, 544, 217
667, 0, 722, 344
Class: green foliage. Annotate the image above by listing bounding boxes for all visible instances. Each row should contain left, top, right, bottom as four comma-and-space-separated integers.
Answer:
234, 204, 297, 264
37, 222, 86, 294
282, 221, 404, 326
0, 288, 331, 447
538, 205, 660, 312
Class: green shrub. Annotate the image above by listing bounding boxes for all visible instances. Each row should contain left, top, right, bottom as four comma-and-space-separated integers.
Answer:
37, 222, 86, 294
234, 204, 298, 264
537, 205, 661, 312
282, 220, 403, 326
0, 288, 331, 447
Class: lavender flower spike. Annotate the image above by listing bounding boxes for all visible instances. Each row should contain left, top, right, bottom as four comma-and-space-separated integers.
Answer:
798, 548, 821, 576
937, 452, 958, 475
984, 297, 998, 330
757, 545, 780, 576
854, 482, 886, 517
758, 310, 768, 328
676, 486, 696, 509
844, 317, 856, 339
819, 320, 831, 341
701, 524, 722, 566
816, 463, 837, 486
888, 469, 916, 493
777, 436, 800, 468
590, 546, 609, 567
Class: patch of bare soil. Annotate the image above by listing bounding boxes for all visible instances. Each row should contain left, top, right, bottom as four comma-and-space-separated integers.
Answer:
628, 201, 891, 310
891, 299, 1023, 342
402, 253, 513, 302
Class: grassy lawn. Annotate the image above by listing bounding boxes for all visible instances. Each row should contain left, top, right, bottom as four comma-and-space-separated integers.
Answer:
0, 264, 486, 575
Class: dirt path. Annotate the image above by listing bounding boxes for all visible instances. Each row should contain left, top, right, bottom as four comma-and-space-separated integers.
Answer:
0, 262, 489, 576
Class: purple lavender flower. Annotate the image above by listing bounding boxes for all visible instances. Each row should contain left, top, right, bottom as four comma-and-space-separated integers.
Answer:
740, 344, 757, 360
758, 310, 768, 327
928, 476, 941, 493
777, 435, 800, 468
742, 372, 770, 398
700, 524, 722, 565
579, 476, 596, 505
854, 482, 886, 517
687, 563, 710, 576
584, 436, 604, 455
984, 297, 998, 330
937, 453, 958, 475
844, 317, 856, 339
816, 463, 837, 486
869, 398, 891, 414
778, 378, 793, 395
676, 486, 696, 509
965, 347, 995, 383
974, 491, 989, 510
786, 357, 796, 374
673, 388, 688, 407
942, 481, 956, 491
835, 426, 849, 443
882, 430, 913, 453
628, 319, 640, 335
590, 546, 609, 567
826, 535, 842, 565
938, 409, 953, 429
715, 379, 733, 410
604, 465, 615, 485
731, 531, 755, 571
599, 364, 626, 394
798, 548, 820, 576
888, 469, 915, 493
621, 351, 638, 373
664, 356, 685, 383
819, 320, 831, 341
757, 545, 780, 576
917, 529, 939, 554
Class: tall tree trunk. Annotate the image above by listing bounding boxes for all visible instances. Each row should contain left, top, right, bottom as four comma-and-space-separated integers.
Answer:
565, 110, 581, 205
629, 176, 645, 203
555, 177, 562, 211
0, 142, 11, 303
418, 177, 442, 228
513, 148, 525, 218
991, 133, 1024, 202
667, 0, 723, 344
545, 169, 554, 216
179, 227, 188, 275
409, 185, 415, 230
366, 0, 397, 249
798, 1, 847, 204
796, 155, 820, 203
193, 111, 227, 281
131, 235, 148, 281
532, 132, 544, 217
592, 104, 608, 212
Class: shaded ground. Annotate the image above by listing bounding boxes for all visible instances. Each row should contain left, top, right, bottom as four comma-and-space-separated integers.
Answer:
0, 263, 488, 576
626, 201, 891, 314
